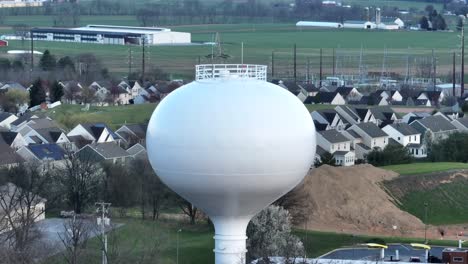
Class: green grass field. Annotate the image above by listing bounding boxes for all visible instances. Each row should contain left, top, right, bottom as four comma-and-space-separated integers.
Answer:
0, 21, 463, 78
381, 162, 468, 175
46, 103, 157, 129
45, 218, 462, 264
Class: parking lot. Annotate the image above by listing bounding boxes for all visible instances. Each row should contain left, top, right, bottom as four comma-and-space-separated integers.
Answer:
319, 244, 459, 262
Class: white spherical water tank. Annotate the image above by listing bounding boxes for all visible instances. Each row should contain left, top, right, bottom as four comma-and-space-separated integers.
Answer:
147, 72, 316, 264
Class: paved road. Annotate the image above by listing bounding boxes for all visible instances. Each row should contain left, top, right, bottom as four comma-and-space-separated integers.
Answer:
320, 244, 463, 262
30, 218, 121, 261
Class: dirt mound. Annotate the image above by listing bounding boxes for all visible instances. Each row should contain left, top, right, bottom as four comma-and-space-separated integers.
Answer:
297, 164, 425, 236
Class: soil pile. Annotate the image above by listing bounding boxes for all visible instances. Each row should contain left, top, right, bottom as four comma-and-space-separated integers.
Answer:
298, 164, 425, 236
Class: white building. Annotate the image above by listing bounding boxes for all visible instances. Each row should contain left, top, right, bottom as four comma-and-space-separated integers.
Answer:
296, 21, 343, 28
317, 129, 355, 166
349, 122, 389, 150
382, 123, 421, 147
32, 25, 191, 45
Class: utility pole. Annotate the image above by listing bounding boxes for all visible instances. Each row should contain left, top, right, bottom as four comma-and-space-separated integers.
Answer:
319, 48, 323, 87
128, 47, 133, 79
306, 57, 310, 84
332, 48, 336, 76
176, 229, 182, 264
96, 202, 111, 264
30, 30, 34, 80
241, 42, 244, 64
424, 202, 428, 243
462, 20, 465, 97
271, 51, 275, 79
141, 36, 146, 81
453, 52, 456, 97
432, 49, 436, 91
293, 43, 297, 83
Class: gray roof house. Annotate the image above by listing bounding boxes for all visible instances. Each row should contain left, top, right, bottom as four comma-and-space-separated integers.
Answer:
451, 118, 468, 131
316, 129, 355, 166
410, 115, 459, 142
76, 142, 130, 163
349, 122, 389, 150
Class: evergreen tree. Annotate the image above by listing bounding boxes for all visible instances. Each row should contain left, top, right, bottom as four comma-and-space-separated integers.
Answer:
57, 56, 75, 71
29, 78, 46, 107
420, 16, 429, 30
50, 80, 64, 103
39, 50, 56, 71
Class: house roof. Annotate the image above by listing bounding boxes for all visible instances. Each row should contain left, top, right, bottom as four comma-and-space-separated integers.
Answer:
127, 143, 146, 156
0, 143, 24, 165
421, 91, 442, 101
35, 128, 64, 143
414, 116, 458, 132
27, 118, 60, 129
0, 112, 13, 123
337, 106, 361, 121
454, 118, 468, 128
314, 92, 339, 104
333, 151, 350, 156
345, 129, 362, 139
123, 124, 147, 139
371, 106, 395, 121
387, 123, 420, 136
316, 145, 327, 156
335, 87, 354, 97
0, 131, 18, 145
28, 143, 66, 160
356, 142, 371, 151
89, 142, 130, 159
81, 123, 119, 141
319, 129, 349, 143
11, 113, 43, 126
299, 83, 319, 93
355, 123, 388, 138
313, 120, 328, 131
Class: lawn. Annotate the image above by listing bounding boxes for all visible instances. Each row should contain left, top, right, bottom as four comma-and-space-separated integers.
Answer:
45, 218, 462, 264
381, 162, 468, 175
0, 22, 462, 78
46, 103, 157, 129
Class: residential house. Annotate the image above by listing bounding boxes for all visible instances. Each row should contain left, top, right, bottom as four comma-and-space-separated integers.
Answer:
59, 81, 83, 104
130, 81, 145, 98
67, 123, 120, 143
9, 113, 45, 131
126, 143, 147, 159
349, 122, 389, 150
316, 129, 355, 166
452, 118, 468, 131
341, 129, 368, 160
0, 130, 27, 150
16, 143, 66, 170
0, 112, 18, 129
313, 92, 346, 105
382, 123, 426, 158
335, 86, 362, 102
0, 183, 46, 227
410, 115, 459, 142
0, 143, 24, 168
76, 142, 130, 164
417, 91, 444, 106
89, 81, 111, 105
297, 84, 319, 103
311, 109, 347, 131
335, 105, 362, 125
370, 106, 398, 127
401, 112, 431, 124
16, 118, 70, 147
115, 123, 147, 148
0, 82, 27, 92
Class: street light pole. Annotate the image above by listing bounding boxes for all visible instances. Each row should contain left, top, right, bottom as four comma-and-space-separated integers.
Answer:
96, 202, 111, 264
176, 229, 182, 264
424, 202, 428, 243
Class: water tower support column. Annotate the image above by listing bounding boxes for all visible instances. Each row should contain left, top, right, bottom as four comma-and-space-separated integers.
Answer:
212, 217, 250, 264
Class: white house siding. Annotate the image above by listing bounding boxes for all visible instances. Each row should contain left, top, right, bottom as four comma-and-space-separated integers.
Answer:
334, 152, 355, 166
67, 125, 95, 141
408, 145, 427, 158
0, 115, 18, 129
350, 125, 389, 149
316, 133, 351, 154
331, 94, 346, 105
10, 134, 28, 150
391, 91, 403, 102
382, 125, 420, 146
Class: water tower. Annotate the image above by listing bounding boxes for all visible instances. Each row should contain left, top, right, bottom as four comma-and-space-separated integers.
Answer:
146, 64, 316, 264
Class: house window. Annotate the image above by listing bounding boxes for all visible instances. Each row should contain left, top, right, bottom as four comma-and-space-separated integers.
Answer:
414, 136, 417, 141
373, 139, 376, 146
416, 149, 419, 155
453, 257, 464, 263
412, 149, 414, 154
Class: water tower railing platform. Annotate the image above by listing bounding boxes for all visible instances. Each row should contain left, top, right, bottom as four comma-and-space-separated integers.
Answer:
196, 64, 267, 81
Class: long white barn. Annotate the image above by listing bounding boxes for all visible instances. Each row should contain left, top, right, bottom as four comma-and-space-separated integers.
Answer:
31, 25, 191, 45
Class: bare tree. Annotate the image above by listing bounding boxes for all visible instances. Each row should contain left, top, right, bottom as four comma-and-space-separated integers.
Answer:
178, 198, 198, 225
58, 150, 104, 214
58, 216, 91, 264
0, 163, 50, 262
